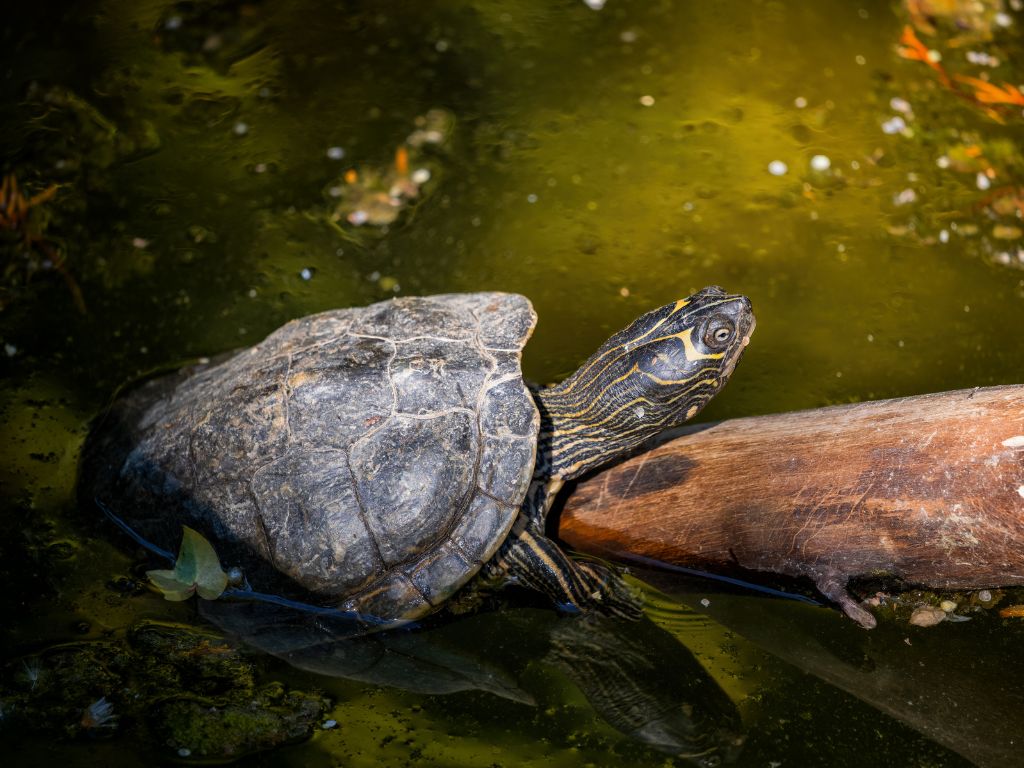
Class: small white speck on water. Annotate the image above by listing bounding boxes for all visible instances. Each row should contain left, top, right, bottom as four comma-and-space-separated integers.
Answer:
700, 598, 710, 607
619, 286, 630, 297
794, 96, 808, 108
810, 154, 831, 171
890, 97, 912, 113
866, 334, 874, 342
248, 288, 257, 298
178, 748, 192, 758
322, 719, 338, 729
1001, 436, 1024, 448
326, 146, 345, 160
165, 15, 183, 30
411, 168, 431, 185
5, 343, 17, 357
882, 116, 907, 135
233, 121, 249, 136
300, 268, 313, 281
435, 39, 450, 52
964, 305, 970, 313
767, 160, 788, 176
898, 340, 905, 347
977, 172, 991, 190
936, 155, 951, 169
1017, 485, 1024, 499
527, 193, 538, 203
939, 229, 950, 243
855, 54, 866, 65
639, 94, 655, 107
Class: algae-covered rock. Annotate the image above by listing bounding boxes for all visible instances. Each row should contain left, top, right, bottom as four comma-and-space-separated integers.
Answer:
0, 620, 327, 759
151, 687, 328, 760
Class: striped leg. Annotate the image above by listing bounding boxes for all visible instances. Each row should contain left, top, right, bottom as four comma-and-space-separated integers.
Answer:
496, 528, 643, 620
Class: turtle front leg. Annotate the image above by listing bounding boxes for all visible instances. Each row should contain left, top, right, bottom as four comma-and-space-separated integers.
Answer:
490, 527, 643, 620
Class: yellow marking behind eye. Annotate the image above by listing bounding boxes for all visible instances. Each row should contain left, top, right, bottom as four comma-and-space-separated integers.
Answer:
652, 327, 725, 362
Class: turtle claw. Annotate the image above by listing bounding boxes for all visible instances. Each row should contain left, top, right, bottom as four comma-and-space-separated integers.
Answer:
815, 574, 877, 629
576, 561, 645, 620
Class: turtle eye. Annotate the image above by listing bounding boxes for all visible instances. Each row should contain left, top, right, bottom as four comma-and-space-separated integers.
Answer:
703, 317, 734, 349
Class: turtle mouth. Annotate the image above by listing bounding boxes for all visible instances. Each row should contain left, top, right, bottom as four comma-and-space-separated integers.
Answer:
722, 314, 755, 379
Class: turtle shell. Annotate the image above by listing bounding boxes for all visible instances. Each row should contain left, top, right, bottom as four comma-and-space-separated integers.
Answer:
84, 293, 540, 622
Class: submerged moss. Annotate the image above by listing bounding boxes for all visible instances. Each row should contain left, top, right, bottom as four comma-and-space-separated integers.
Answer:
0, 621, 327, 759
152, 688, 328, 760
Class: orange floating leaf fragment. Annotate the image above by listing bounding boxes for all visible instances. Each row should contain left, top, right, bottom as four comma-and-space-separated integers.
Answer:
898, 26, 952, 88
998, 604, 1024, 618
394, 146, 409, 176
953, 75, 1024, 106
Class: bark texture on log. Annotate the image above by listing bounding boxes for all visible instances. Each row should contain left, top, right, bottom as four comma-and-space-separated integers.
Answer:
559, 385, 1024, 627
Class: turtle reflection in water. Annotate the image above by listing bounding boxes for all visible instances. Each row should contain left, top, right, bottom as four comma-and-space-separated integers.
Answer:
200, 598, 745, 764
82, 287, 754, 626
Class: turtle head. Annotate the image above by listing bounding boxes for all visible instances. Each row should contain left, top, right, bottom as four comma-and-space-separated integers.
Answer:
538, 286, 754, 480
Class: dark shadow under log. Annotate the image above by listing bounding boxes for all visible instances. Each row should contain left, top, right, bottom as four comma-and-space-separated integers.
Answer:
559, 385, 1024, 627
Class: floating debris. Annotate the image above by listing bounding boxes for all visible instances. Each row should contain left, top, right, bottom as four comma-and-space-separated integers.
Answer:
146, 526, 229, 602
0, 172, 86, 313
328, 109, 453, 230
882, 115, 910, 135
810, 154, 831, 171
993, 224, 1022, 239
909, 605, 947, 627
767, 160, 788, 176
80, 697, 119, 731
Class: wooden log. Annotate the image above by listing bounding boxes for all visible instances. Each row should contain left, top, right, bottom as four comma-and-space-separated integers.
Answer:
559, 385, 1024, 628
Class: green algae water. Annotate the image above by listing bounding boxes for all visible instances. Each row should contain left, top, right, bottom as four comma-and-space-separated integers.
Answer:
2, 0, 1023, 765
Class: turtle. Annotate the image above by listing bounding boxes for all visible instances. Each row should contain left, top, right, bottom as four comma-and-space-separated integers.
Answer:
80, 287, 754, 626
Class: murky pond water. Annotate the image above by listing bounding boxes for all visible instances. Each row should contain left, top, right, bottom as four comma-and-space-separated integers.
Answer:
2, 0, 1023, 765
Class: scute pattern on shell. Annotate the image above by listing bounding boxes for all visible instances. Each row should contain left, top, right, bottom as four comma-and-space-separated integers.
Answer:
96, 293, 539, 622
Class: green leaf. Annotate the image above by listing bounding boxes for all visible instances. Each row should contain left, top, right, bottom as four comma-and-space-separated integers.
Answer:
146, 526, 228, 602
